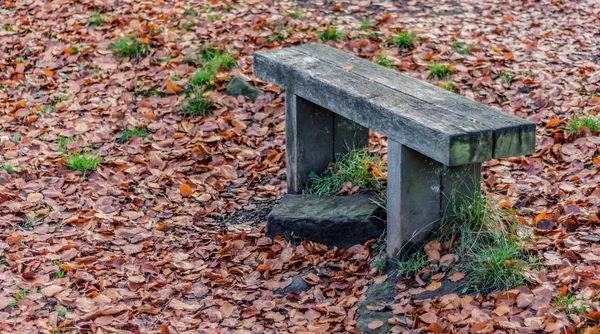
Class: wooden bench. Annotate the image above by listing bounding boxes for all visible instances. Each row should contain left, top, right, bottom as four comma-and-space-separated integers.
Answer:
253, 44, 535, 260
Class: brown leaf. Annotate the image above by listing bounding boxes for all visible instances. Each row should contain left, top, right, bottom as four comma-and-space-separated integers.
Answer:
424, 240, 441, 263
449, 272, 465, 282
367, 320, 384, 330
590, 97, 600, 105
75, 298, 97, 313
426, 281, 441, 291
170, 299, 201, 312
373, 275, 388, 284
242, 305, 259, 318
428, 323, 446, 333
493, 304, 510, 316
302, 273, 320, 285
41, 285, 64, 297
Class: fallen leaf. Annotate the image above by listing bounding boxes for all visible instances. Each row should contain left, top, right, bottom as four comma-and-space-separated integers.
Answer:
367, 320, 384, 330
180, 184, 193, 197
426, 281, 441, 291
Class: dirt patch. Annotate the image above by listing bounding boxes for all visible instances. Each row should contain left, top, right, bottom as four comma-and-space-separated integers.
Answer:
216, 197, 280, 226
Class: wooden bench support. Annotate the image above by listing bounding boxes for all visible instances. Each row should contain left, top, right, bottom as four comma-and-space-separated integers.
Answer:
286, 92, 369, 194
386, 141, 481, 259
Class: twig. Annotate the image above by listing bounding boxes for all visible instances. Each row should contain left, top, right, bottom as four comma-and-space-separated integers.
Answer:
152, 298, 173, 329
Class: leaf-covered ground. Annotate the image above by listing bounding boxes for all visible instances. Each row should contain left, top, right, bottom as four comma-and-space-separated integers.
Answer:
1, 0, 600, 332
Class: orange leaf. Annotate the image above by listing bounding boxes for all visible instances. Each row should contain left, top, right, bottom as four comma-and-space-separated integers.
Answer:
428, 323, 445, 333
426, 281, 441, 291
586, 312, 600, 321
449, 272, 465, 282
545, 116, 561, 128
502, 15, 515, 22
491, 46, 503, 53
590, 97, 600, 106
535, 211, 547, 224
594, 156, 600, 165
43, 70, 55, 76
140, 37, 150, 44
64, 47, 73, 55
180, 184, 193, 197
379, 13, 391, 22
156, 221, 169, 231
7, 233, 22, 244
60, 263, 84, 271
166, 81, 182, 94
257, 265, 271, 272
371, 165, 384, 177
560, 285, 568, 297
498, 200, 512, 210
173, 133, 185, 139
344, 64, 353, 72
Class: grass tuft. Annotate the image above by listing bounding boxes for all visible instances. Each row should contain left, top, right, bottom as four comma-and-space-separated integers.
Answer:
501, 72, 515, 84
374, 55, 394, 68
185, 45, 236, 92
53, 260, 67, 279
65, 151, 100, 172
285, 8, 307, 19
56, 135, 77, 153
306, 148, 386, 197
428, 63, 454, 80
2, 164, 17, 174
391, 31, 416, 49
88, 12, 106, 27
318, 26, 344, 42
452, 41, 474, 55
441, 82, 458, 93
57, 306, 67, 317
397, 186, 537, 295
359, 18, 375, 31
397, 251, 427, 276
566, 115, 600, 134
554, 292, 588, 314
190, 69, 214, 89
9, 289, 28, 309
110, 35, 147, 59
181, 93, 213, 117
118, 127, 149, 143
467, 239, 528, 293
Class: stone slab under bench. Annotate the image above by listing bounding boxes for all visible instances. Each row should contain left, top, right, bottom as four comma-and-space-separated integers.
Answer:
266, 194, 385, 249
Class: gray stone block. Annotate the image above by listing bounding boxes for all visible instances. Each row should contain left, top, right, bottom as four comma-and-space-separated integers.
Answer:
267, 194, 385, 249
225, 77, 264, 102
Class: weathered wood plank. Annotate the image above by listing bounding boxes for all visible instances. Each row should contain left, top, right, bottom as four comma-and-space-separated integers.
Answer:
387, 141, 442, 260
291, 44, 536, 159
285, 93, 334, 194
254, 48, 493, 166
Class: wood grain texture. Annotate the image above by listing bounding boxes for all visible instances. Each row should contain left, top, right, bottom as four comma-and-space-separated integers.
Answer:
254, 45, 536, 165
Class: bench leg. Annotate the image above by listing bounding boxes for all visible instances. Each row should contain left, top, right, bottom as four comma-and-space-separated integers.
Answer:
285, 92, 369, 194
386, 140, 481, 261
